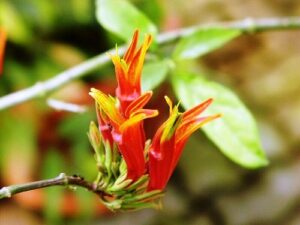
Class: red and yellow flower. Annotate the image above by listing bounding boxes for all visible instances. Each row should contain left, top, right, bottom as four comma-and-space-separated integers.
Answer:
90, 31, 157, 181
148, 97, 220, 191
90, 30, 220, 193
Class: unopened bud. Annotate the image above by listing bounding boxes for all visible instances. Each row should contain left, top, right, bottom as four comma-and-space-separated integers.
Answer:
88, 121, 105, 166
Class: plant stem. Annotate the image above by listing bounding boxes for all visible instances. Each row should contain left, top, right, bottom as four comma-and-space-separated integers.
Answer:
156, 17, 300, 43
0, 173, 103, 199
0, 17, 300, 110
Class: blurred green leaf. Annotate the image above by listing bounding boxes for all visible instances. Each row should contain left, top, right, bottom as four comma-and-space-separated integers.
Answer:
16, 0, 56, 32
0, 0, 33, 44
73, 141, 98, 181
171, 71, 268, 168
76, 188, 96, 221
42, 149, 65, 224
2, 60, 33, 89
33, 56, 62, 81
142, 59, 169, 92
0, 113, 37, 177
58, 112, 94, 141
41, 149, 66, 178
96, 0, 157, 41
173, 28, 240, 60
71, 0, 93, 24
58, 112, 97, 180
1, 56, 62, 96
135, 0, 164, 26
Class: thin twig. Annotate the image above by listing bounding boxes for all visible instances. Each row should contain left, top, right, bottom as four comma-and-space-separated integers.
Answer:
0, 17, 300, 110
47, 98, 87, 113
0, 173, 103, 199
156, 17, 300, 43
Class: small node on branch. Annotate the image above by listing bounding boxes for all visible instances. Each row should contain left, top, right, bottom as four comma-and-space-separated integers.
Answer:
0, 187, 12, 199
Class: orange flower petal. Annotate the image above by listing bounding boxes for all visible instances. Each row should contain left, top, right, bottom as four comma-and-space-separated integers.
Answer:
123, 30, 139, 63
111, 54, 129, 89
182, 98, 213, 120
119, 109, 158, 132
176, 114, 221, 144
89, 88, 124, 126
0, 29, 7, 74
128, 34, 152, 86
125, 91, 153, 117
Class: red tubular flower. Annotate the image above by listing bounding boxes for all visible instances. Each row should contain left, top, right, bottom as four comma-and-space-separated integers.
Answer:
90, 31, 155, 181
90, 89, 158, 181
0, 28, 6, 74
111, 30, 152, 112
148, 97, 221, 191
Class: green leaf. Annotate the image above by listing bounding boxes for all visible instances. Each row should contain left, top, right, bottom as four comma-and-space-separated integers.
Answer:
76, 188, 95, 221
58, 111, 94, 141
0, 112, 37, 176
173, 28, 241, 60
135, 0, 164, 26
142, 60, 169, 92
171, 71, 268, 168
96, 0, 157, 41
73, 141, 98, 181
0, 1, 33, 44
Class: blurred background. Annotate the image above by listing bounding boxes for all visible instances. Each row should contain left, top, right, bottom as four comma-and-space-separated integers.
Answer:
1, 0, 300, 224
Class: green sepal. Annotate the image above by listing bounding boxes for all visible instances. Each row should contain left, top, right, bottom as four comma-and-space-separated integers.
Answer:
123, 190, 163, 204
100, 198, 122, 211
119, 158, 127, 175
108, 179, 132, 192
120, 200, 162, 211
111, 144, 121, 177
88, 121, 105, 169
126, 174, 149, 192
113, 172, 127, 186
104, 140, 112, 181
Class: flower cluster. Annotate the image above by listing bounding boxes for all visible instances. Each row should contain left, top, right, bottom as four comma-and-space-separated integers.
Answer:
88, 30, 219, 211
